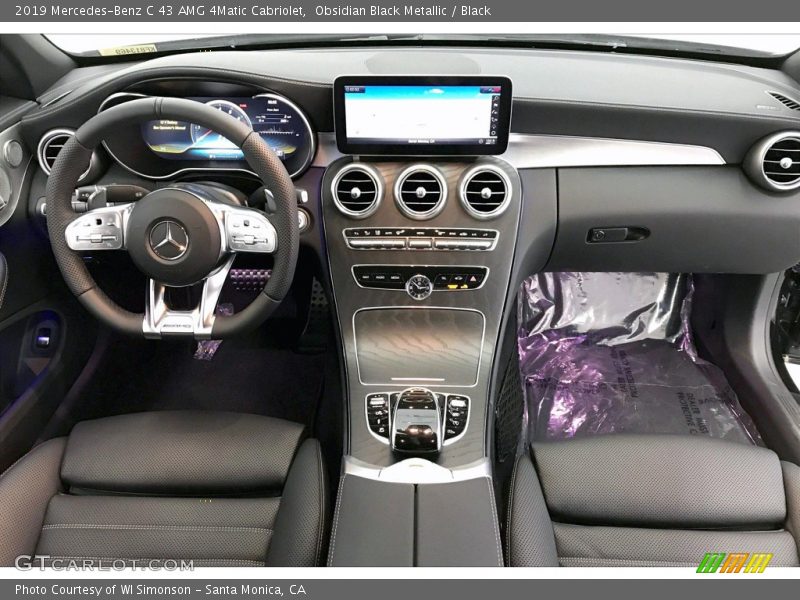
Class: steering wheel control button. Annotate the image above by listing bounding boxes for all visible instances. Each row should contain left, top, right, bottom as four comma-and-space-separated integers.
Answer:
406, 274, 433, 301
149, 220, 189, 261
225, 211, 277, 253
65, 205, 129, 251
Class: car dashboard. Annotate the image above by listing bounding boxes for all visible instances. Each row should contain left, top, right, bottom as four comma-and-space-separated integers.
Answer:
2, 45, 800, 471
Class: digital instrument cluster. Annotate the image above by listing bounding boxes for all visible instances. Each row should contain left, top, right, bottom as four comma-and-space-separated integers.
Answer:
138, 93, 316, 177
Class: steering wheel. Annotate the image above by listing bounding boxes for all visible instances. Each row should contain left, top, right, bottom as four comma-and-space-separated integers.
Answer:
46, 97, 299, 339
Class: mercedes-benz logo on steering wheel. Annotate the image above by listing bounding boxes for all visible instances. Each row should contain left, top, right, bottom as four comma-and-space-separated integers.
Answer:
149, 220, 189, 261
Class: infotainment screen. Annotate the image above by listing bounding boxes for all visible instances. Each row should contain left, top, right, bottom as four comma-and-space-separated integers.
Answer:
333, 76, 512, 155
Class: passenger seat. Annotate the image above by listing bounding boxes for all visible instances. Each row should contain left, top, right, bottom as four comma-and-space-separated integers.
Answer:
507, 434, 800, 566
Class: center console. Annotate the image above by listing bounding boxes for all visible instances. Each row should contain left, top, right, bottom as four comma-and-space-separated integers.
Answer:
322, 156, 521, 468
321, 76, 520, 565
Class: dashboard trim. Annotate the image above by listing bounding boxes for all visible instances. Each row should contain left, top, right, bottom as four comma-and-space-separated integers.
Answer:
313, 132, 726, 169
351, 305, 487, 389
343, 455, 492, 484
95, 87, 727, 179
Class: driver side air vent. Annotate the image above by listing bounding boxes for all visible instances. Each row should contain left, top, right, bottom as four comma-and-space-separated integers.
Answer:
331, 164, 383, 219
769, 92, 800, 112
745, 132, 800, 192
394, 165, 447, 220
37, 129, 95, 182
459, 165, 511, 219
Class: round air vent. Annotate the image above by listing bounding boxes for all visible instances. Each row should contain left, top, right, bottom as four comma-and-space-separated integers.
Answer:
459, 164, 511, 219
331, 164, 383, 218
745, 131, 800, 192
394, 165, 447, 220
37, 129, 94, 182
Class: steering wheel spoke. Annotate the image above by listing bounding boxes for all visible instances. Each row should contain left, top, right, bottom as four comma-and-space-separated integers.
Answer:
218, 204, 278, 254
64, 203, 134, 251
143, 256, 234, 339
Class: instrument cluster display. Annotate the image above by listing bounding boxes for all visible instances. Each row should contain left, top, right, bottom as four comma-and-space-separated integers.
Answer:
141, 94, 315, 176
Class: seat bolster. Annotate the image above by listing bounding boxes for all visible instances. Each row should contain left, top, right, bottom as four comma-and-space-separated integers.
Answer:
0, 438, 66, 566
507, 452, 559, 567
266, 439, 327, 566
553, 523, 800, 567
782, 461, 800, 555
61, 411, 305, 495
533, 435, 786, 529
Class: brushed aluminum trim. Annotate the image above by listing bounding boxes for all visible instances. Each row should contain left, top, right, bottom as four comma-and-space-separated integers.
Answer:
314, 131, 725, 168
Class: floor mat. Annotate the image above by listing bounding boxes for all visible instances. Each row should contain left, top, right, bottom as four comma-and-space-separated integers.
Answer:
517, 273, 761, 445
49, 327, 325, 434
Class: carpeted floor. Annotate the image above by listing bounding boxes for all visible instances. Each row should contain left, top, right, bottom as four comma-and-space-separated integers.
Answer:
45, 326, 326, 437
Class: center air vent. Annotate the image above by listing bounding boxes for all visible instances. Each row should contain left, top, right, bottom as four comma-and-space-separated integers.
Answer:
394, 165, 447, 220
459, 165, 511, 219
37, 129, 94, 182
331, 164, 383, 218
745, 131, 800, 192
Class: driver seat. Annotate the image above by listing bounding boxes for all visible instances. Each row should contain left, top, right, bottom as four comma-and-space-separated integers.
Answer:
0, 411, 327, 567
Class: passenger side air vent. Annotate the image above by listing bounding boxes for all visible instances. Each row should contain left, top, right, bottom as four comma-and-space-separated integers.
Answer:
769, 92, 800, 112
745, 132, 800, 192
37, 129, 95, 182
764, 138, 800, 187
331, 164, 383, 218
459, 165, 511, 219
394, 165, 447, 220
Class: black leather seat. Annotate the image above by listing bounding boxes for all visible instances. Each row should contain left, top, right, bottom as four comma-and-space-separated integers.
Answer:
0, 411, 327, 567
507, 434, 800, 567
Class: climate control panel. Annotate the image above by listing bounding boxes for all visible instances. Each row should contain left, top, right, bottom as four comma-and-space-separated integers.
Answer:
344, 227, 497, 251
353, 265, 487, 293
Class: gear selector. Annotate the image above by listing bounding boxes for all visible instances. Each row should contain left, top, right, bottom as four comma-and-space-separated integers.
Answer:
391, 387, 442, 454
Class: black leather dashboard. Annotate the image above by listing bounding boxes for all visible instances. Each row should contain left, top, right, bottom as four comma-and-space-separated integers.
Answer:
8, 44, 800, 278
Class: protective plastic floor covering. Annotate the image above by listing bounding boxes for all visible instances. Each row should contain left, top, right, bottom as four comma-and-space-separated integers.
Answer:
517, 273, 761, 445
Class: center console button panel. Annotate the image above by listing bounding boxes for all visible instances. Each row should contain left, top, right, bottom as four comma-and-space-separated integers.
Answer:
353, 265, 487, 291
344, 227, 497, 251
444, 395, 470, 442
366, 391, 471, 446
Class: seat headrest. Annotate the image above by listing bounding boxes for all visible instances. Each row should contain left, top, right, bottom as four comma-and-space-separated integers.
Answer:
533, 434, 786, 529
61, 411, 305, 495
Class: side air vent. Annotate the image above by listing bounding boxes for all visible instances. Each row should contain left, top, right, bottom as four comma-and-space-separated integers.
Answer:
459, 165, 511, 219
745, 132, 800, 192
769, 92, 800, 112
331, 164, 383, 218
394, 165, 447, 220
37, 129, 94, 181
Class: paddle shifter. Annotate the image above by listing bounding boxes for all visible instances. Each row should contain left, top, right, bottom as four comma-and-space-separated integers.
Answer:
391, 387, 443, 455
